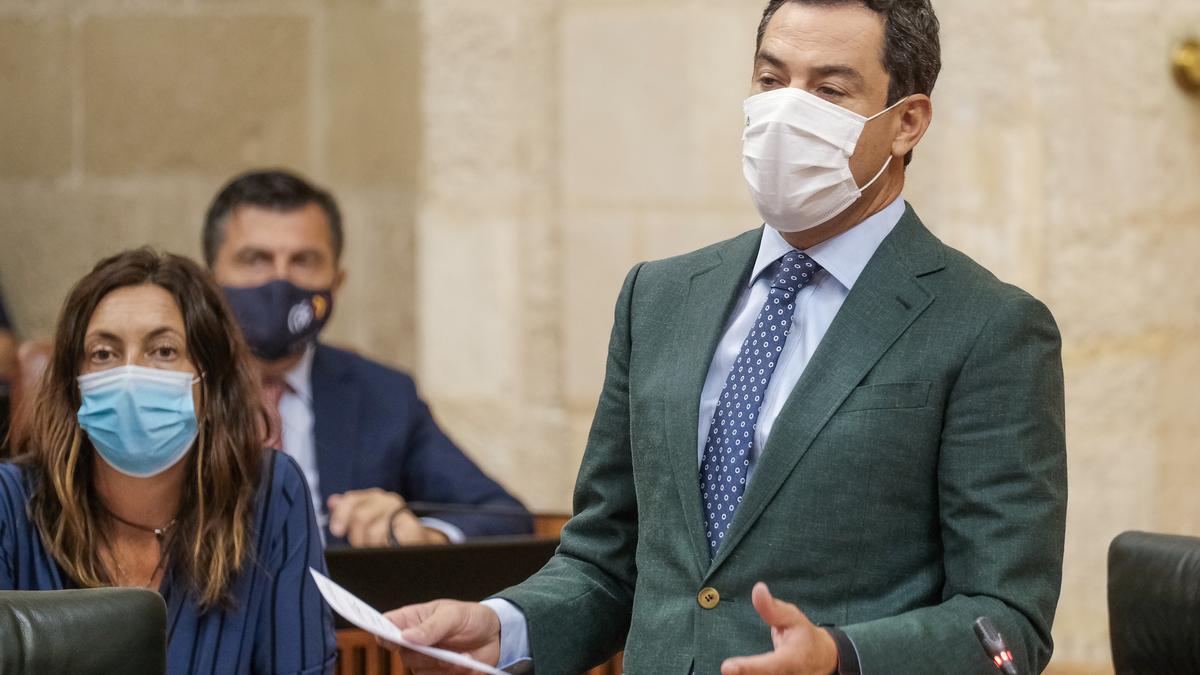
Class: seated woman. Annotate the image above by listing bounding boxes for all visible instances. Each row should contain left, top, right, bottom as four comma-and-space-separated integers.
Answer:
0, 248, 334, 674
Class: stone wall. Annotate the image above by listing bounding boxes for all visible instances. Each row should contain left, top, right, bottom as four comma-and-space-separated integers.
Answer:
2, 0, 1199, 668
0, 0, 421, 371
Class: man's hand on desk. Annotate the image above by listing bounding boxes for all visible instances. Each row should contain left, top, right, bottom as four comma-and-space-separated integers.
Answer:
382, 600, 502, 674
327, 489, 450, 547
720, 582, 839, 675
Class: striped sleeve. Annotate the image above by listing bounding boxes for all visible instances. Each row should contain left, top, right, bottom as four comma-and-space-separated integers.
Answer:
253, 454, 336, 675
0, 463, 27, 589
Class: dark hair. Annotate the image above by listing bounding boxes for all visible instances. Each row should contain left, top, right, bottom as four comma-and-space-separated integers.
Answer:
202, 169, 344, 267
13, 248, 267, 609
757, 0, 941, 163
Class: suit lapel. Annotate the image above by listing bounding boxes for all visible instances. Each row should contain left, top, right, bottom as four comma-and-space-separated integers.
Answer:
705, 207, 945, 575
311, 344, 362, 504
663, 230, 763, 571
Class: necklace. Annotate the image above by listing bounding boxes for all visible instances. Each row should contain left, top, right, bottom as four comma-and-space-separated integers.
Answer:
97, 502, 176, 588
98, 502, 177, 540
107, 544, 169, 589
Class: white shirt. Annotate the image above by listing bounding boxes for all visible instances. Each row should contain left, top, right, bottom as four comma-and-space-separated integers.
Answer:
695, 195, 903, 471
278, 346, 324, 529
483, 196, 906, 668
276, 346, 465, 544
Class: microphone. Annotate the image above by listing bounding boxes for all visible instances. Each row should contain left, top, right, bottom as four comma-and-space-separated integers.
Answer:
973, 617, 1018, 675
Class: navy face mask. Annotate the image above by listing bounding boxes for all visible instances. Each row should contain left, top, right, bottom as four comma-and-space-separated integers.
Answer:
222, 279, 333, 361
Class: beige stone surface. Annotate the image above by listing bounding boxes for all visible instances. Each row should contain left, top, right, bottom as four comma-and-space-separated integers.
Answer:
561, 3, 760, 210
0, 181, 209, 334
81, 14, 310, 176
320, 185, 418, 371
416, 0, 570, 510
1156, 340, 1200, 536
2, 0, 1199, 668
0, 17, 73, 179
1056, 351, 1161, 662
0, 2, 422, 375
322, 3, 422, 187
561, 5, 700, 206
562, 208, 636, 405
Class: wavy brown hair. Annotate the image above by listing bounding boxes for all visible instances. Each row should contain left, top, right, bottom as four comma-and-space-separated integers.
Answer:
11, 248, 266, 609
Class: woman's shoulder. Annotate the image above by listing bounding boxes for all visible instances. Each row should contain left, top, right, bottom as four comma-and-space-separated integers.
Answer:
0, 462, 33, 537
257, 450, 312, 515
0, 462, 32, 500
251, 451, 322, 565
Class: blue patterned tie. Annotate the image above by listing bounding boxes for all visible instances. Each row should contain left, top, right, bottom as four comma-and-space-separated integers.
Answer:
700, 250, 822, 557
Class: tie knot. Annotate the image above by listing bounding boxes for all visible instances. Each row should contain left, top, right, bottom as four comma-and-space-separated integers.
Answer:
261, 376, 292, 407
770, 251, 821, 292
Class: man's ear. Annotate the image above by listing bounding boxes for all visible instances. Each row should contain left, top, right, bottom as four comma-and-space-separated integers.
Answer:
331, 268, 347, 296
892, 94, 933, 159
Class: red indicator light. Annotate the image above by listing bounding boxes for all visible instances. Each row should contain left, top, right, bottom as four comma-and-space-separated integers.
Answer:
994, 655, 1003, 667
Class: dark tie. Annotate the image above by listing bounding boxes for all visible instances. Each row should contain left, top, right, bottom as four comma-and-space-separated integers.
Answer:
699, 250, 822, 557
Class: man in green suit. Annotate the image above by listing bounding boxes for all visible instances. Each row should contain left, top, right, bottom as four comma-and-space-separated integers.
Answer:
385, 1, 1066, 673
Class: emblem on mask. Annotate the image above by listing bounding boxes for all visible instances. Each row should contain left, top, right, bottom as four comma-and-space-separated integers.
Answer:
312, 295, 328, 320
288, 301, 315, 335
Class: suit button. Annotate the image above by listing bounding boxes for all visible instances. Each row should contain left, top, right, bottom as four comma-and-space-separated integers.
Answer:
697, 587, 720, 609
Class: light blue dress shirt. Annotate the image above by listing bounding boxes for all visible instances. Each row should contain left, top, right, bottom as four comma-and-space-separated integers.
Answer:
482, 196, 906, 669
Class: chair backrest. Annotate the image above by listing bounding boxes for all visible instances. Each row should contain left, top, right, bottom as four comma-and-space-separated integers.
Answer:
11, 340, 51, 414
6, 341, 51, 454
1108, 531, 1200, 675
0, 587, 166, 674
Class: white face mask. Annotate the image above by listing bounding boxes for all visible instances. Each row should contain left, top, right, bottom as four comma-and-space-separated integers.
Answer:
742, 87, 906, 233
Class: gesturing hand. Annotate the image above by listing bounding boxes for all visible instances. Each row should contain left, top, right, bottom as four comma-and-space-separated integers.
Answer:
720, 582, 839, 675
382, 599, 502, 675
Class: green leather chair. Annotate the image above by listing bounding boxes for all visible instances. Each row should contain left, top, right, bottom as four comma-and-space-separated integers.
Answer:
1108, 531, 1200, 675
0, 587, 166, 674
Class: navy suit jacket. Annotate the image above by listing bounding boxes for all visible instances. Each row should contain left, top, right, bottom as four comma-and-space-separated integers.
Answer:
310, 343, 533, 544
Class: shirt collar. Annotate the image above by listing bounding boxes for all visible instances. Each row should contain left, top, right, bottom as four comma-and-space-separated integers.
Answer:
750, 195, 906, 291
281, 343, 315, 403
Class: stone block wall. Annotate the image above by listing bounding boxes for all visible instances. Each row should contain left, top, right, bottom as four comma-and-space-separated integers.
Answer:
2, 0, 1199, 668
0, 0, 421, 371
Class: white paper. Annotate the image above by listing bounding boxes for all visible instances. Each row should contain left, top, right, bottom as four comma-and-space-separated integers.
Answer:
309, 568, 507, 675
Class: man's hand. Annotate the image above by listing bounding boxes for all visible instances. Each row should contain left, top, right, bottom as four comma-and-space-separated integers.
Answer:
327, 489, 450, 547
382, 600, 502, 674
721, 582, 839, 675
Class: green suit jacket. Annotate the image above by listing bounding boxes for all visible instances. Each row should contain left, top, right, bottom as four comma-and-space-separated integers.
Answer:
498, 206, 1067, 674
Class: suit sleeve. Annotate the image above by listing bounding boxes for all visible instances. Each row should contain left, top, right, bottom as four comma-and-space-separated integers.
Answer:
493, 264, 644, 674
396, 381, 533, 538
840, 292, 1067, 675
0, 467, 19, 589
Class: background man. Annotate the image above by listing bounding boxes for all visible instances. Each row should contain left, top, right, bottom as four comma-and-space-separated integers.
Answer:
383, 1, 1066, 673
204, 169, 532, 547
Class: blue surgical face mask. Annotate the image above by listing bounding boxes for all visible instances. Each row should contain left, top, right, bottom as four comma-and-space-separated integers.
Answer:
76, 365, 200, 478
222, 279, 333, 362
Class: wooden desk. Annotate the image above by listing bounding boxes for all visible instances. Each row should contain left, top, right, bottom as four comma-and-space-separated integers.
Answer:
332, 516, 623, 674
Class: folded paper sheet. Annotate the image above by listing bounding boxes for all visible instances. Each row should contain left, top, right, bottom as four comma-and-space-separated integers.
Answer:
310, 568, 506, 675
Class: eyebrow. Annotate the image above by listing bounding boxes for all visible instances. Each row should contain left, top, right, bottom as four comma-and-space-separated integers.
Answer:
234, 245, 327, 261
85, 327, 182, 343
811, 64, 865, 87
755, 49, 866, 87
288, 247, 328, 260
233, 245, 271, 258
755, 49, 789, 72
